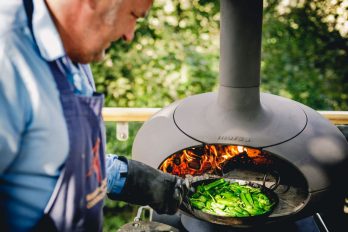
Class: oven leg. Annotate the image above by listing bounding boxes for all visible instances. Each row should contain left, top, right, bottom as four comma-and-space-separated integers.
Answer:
313, 213, 329, 232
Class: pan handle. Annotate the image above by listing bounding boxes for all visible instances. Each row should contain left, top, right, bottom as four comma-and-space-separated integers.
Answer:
182, 194, 195, 214
134, 206, 153, 223
262, 170, 280, 191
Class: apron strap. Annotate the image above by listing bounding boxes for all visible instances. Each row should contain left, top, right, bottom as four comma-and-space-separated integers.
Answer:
48, 61, 75, 93
23, 0, 35, 42
80, 64, 96, 91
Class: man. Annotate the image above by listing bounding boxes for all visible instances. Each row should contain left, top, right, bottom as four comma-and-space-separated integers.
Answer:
0, 0, 186, 231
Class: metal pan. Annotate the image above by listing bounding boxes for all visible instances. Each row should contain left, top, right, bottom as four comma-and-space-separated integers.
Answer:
181, 174, 279, 227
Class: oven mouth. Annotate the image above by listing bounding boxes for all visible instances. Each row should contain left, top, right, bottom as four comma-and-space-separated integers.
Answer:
158, 144, 310, 222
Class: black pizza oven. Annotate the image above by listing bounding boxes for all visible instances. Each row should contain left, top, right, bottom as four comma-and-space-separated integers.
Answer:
132, 0, 348, 229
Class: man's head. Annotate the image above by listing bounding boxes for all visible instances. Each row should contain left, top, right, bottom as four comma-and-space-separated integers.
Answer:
46, 0, 153, 63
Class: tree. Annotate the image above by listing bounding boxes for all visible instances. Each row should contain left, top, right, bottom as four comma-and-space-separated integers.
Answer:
262, 0, 348, 110
92, 0, 348, 111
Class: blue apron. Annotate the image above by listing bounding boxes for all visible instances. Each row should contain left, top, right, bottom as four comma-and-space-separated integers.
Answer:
23, 1, 107, 231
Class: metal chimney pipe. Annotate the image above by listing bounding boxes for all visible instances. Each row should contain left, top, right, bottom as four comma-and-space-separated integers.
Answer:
218, 0, 263, 110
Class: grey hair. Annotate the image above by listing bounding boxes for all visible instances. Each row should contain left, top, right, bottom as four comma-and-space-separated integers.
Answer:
103, 0, 124, 25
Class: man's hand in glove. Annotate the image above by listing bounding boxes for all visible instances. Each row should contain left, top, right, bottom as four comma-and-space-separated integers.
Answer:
107, 156, 187, 214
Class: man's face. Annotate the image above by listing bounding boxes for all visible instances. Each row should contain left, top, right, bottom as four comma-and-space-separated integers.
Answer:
60, 0, 153, 63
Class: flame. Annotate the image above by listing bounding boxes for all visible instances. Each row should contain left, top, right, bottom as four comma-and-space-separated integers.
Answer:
159, 145, 272, 177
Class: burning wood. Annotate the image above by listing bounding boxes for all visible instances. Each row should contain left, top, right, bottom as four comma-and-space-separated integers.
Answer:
159, 145, 273, 177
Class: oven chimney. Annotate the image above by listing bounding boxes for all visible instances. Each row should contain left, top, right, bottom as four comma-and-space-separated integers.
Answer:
218, 0, 263, 113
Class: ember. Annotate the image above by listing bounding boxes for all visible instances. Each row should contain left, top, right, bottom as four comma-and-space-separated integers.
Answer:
159, 145, 273, 177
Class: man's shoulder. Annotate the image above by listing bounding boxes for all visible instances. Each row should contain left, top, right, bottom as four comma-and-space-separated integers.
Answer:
0, 0, 32, 64
0, 26, 52, 105
0, 27, 34, 74
1, 18, 45, 66
0, 1, 27, 36
0, 32, 16, 76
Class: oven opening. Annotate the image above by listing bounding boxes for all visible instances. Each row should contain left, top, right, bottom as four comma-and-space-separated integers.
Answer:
159, 144, 309, 218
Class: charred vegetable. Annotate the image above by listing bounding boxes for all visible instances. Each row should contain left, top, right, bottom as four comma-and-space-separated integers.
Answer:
189, 178, 275, 217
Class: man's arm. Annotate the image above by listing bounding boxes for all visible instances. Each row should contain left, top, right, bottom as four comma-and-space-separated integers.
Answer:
105, 154, 128, 194
106, 155, 186, 215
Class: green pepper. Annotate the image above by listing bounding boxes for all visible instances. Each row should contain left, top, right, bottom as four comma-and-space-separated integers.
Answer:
245, 191, 254, 206
249, 187, 261, 194
253, 199, 262, 209
196, 185, 204, 193
211, 202, 226, 210
258, 198, 270, 206
191, 192, 201, 198
213, 207, 229, 216
234, 206, 250, 216
198, 195, 208, 203
258, 193, 270, 202
223, 207, 237, 217
240, 192, 251, 207
221, 191, 235, 198
262, 202, 275, 211
244, 205, 263, 215
216, 198, 238, 207
230, 183, 242, 194
190, 200, 205, 209
231, 205, 243, 214
203, 178, 226, 191
202, 208, 215, 215
205, 200, 212, 209
234, 211, 245, 217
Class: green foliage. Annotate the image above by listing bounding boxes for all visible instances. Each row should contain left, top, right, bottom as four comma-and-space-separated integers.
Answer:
92, 0, 348, 111
262, 0, 348, 110
103, 199, 137, 232
92, 0, 220, 108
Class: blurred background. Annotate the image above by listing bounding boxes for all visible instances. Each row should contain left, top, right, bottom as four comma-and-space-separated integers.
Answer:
89, 0, 348, 230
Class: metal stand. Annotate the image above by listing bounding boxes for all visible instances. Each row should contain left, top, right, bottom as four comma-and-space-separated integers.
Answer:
313, 213, 329, 232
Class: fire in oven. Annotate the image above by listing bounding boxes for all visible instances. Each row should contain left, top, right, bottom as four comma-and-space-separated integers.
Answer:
159, 144, 309, 227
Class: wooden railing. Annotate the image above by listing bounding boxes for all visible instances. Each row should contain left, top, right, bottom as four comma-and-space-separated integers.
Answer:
102, 108, 348, 141
102, 107, 348, 124
102, 107, 160, 122
317, 111, 348, 125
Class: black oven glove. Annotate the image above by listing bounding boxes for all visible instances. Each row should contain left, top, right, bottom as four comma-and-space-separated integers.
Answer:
107, 156, 188, 215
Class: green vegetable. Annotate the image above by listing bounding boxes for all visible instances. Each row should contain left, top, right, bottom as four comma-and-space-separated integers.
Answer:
216, 198, 238, 207
245, 192, 254, 206
190, 200, 205, 209
196, 185, 204, 193
203, 178, 226, 191
189, 178, 275, 217
211, 202, 226, 209
198, 195, 208, 203
240, 192, 248, 205
213, 207, 229, 216
221, 191, 235, 199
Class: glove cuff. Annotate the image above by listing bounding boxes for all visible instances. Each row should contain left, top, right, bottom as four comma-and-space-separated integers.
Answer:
107, 157, 183, 214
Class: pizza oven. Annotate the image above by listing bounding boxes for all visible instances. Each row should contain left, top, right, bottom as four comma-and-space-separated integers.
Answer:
131, 0, 348, 230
